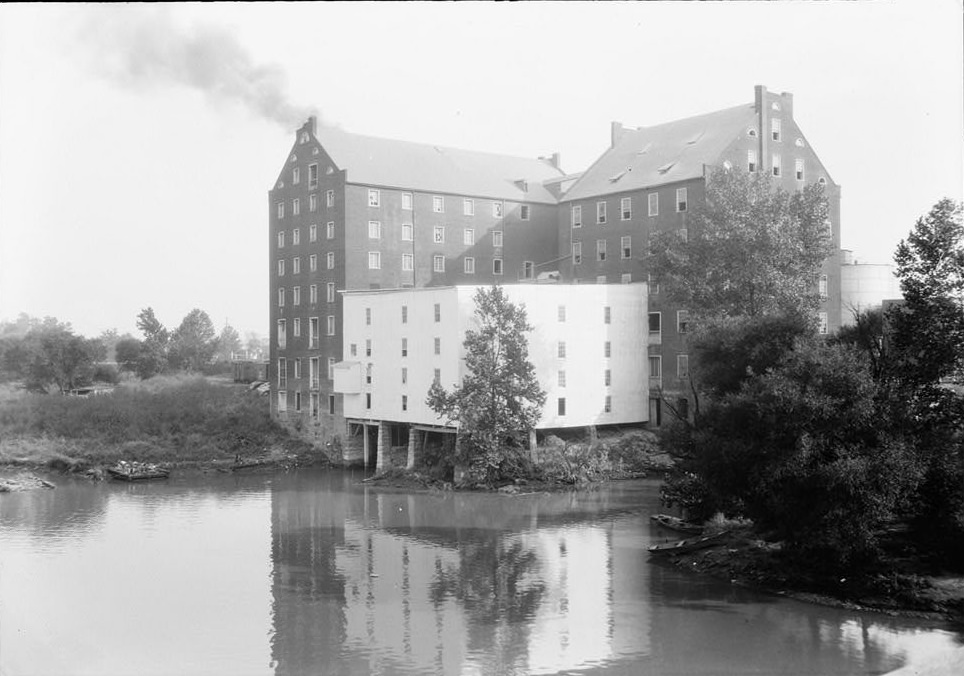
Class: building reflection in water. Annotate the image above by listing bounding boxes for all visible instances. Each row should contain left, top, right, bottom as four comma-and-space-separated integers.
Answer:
268, 473, 652, 675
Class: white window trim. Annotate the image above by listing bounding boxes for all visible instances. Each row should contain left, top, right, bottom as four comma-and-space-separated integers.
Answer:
621, 197, 632, 221
572, 205, 582, 228
368, 251, 381, 269
368, 189, 380, 207
676, 188, 687, 213
648, 193, 658, 217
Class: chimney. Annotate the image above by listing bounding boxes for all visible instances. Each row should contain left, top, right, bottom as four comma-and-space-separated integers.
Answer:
306, 115, 317, 134
754, 85, 767, 113
550, 152, 562, 171
611, 121, 624, 149
780, 91, 794, 119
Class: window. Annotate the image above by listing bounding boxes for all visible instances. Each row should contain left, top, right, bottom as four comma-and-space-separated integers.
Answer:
401, 306, 408, 323
368, 221, 381, 239
572, 205, 582, 228
365, 308, 372, 326
293, 167, 300, 185
676, 188, 687, 212
648, 193, 659, 217
493, 202, 503, 218
277, 319, 286, 348
621, 197, 632, 220
309, 254, 317, 272
308, 163, 318, 189
771, 118, 782, 142
772, 154, 781, 177
278, 358, 287, 387
558, 305, 566, 322
326, 252, 335, 269
292, 199, 300, 216
278, 259, 285, 276
310, 284, 318, 304
748, 149, 758, 173
366, 393, 371, 410
818, 312, 829, 335
293, 287, 301, 306
492, 231, 503, 247
678, 355, 690, 379
311, 393, 319, 419
649, 312, 661, 335
368, 252, 381, 269
277, 202, 285, 219
434, 303, 441, 322
433, 196, 444, 213
433, 368, 441, 384
350, 343, 357, 357
328, 358, 336, 381
292, 228, 300, 246
604, 341, 611, 358
278, 287, 285, 307
572, 242, 582, 265
402, 223, 413, 241
597, 239, 607, 261
597, 201, 607, 224
677, 310, 689, 334
558, 398, 566, 416
433, 255, 445, 273
327, 282, 335, 303
648, 274, 660, 295
557, 341, 566, 359
326, 190, 334, 207
604, 306, 611, 324
277, 231, 285, 248
558, 371, 566, 387
401, 367, 408, 385
463, 228, 474, 245
402, 395, 408, 412
401, 338, 408, 357
604, 369, 611, 386
402, 253, 413, 271
365, 339, 372, 357
326, 315, 335, 336
621, 235, 632, 259
819, 274, 828, 299
463, 199, 474, 216
597, 275, 608, 284
818, 177, 827, 186
277, 391, 287, 413
309, 224, 317, 241
309, 318, 318, 348
795, 158, 805, 181
433, 226, 445, 244
464, 257, 475, 274
327, 222, 335, 239
402, 192, 413, 210
680, 228, 688, 243
292, 257, 301, 274
520, 205, 530, 221
434, 337, 441, 355
493, 258, 503, 275
368, 189, 380, 207
604, 395, 612, 414
523, 261, 534, 279
328, 395, 335, 415
621, 273, 632, 284
310, 358, 319, 389
649, 356, 661, 379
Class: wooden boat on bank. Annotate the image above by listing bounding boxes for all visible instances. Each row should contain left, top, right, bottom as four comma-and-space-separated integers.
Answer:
648, 530, 729, 556
650, 514, 704, 535
107, 463, 170, 482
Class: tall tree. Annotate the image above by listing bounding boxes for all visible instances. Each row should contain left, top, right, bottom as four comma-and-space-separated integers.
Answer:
650, 167, 832, 321
427, 286, 546, 484
135, 307, 169, 376
169, 309, 219, 372
217, 324, 242, 362
136, 307, 169, 344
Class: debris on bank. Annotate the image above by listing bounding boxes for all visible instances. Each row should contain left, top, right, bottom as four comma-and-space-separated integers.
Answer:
0, 472, 56, 492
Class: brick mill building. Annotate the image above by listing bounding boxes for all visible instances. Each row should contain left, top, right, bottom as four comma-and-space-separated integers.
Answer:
268, 85, 842, 458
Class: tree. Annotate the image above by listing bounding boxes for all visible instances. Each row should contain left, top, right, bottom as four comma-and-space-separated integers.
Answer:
169, 309, 218, 372
136, 307, 169, 344
427, 286, 547, 484
216, 324, 242, 362
115, 336, 144, 374
2, 319, 104, 393
650, 167, 832, 321
135, 307, 169, 377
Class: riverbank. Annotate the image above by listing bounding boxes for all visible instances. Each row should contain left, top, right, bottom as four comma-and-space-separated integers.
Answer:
659, 526, 964, 622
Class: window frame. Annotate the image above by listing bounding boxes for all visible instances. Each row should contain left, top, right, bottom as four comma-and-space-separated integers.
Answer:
597, 201, 607, 224
368, 252, 381, 270
621, 235, 632, 259
621, 197, 632, 220
433, 255, 445, 273
368, 189, 380, 207
571, 205, 582, 228
648, 193, 658, 217
463, 198, 474, 216
432, 195, 444, 213
676, 187, 688, 213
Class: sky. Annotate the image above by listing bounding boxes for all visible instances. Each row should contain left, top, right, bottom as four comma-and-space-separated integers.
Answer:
0, 1, 961, 339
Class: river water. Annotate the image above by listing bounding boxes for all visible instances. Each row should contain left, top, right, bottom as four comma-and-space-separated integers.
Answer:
0, 469, 961, 676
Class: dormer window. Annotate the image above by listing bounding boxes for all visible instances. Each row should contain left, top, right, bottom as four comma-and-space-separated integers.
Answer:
818, 177, 827, 186
748, 128, 758, 137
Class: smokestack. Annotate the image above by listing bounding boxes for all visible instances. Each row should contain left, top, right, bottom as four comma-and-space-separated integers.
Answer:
611, 122, 624, 149
307, 116, 317, 135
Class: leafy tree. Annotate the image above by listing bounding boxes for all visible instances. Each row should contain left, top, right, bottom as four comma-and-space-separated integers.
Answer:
136, 307, 169, 344
169, 309, 218, 372
427, 286, 546, 485
216, 324, 242, 362
2, 320, 105, 393
650, 167, 832, 321
115, 336, 143, 374
135, 307, 170, 376
833, 308, 886, 382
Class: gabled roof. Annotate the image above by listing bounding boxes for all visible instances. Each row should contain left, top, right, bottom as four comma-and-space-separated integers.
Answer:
314, 127, 565, 205
563, 104, 758, 202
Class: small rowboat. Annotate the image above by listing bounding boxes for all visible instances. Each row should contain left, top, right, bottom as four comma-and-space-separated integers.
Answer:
107, 466, 170, 482
648, 530, 729, 556
650, 514, 703, 535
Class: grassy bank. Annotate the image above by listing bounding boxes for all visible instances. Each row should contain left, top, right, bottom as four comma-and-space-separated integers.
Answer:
0, 375, 323, 472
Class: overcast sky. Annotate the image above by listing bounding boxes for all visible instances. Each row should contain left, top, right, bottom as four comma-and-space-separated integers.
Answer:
1, 1, 961, 339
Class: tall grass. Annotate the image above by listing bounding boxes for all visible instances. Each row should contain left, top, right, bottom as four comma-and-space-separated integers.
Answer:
0, 375, 315, 467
